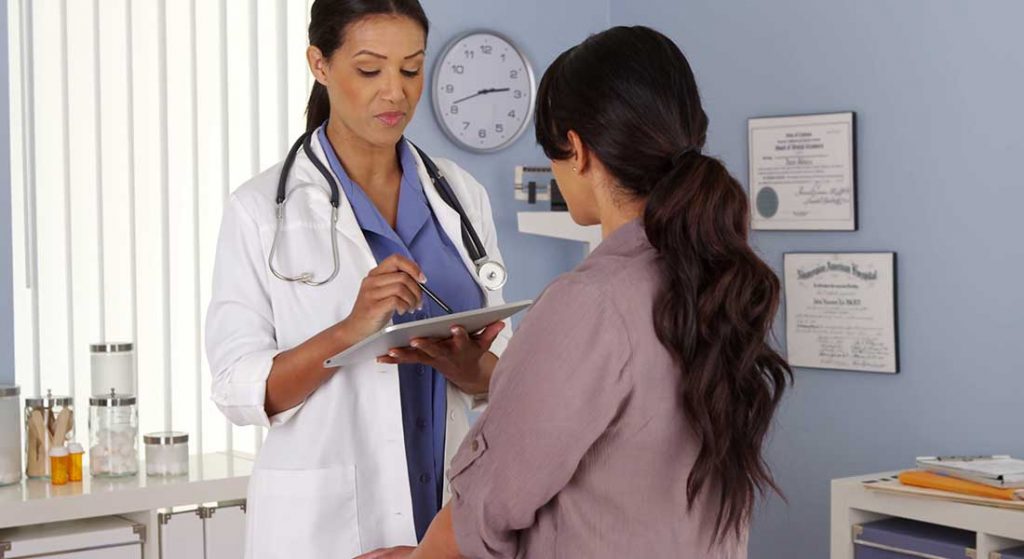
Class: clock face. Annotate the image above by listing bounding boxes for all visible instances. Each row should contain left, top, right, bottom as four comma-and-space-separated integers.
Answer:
432, 31, 535, 153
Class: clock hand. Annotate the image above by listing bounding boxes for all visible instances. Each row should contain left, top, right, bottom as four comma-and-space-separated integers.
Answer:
452, 87, 512, 105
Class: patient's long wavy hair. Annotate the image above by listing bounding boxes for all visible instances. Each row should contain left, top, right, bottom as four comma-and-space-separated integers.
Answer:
536, 26, 793, 543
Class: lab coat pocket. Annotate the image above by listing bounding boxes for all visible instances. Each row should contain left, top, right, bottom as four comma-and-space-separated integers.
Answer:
247, 464, 361, 559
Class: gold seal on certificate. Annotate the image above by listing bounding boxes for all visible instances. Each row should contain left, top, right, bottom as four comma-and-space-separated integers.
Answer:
784, 253, 898, 374
749, 112, 857, 231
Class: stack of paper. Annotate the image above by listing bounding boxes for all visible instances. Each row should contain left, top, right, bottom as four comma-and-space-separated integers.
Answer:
898, 470, 1024, 501
916, 455, 1024, 489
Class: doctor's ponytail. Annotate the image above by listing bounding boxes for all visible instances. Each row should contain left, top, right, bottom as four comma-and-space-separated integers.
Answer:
536, 26, 792, 546
305, 0, 430, 132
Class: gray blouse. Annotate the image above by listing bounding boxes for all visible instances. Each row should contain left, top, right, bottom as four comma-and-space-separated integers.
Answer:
449, 219, 747, 558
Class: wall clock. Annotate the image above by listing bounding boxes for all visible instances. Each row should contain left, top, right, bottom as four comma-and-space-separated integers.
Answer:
431, 30, 536, 153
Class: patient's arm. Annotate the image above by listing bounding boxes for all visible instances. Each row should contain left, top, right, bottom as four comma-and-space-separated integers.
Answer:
411, 505, 462, 559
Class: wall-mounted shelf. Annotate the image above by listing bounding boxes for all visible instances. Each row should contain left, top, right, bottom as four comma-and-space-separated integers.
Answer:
516, 212, 602, 253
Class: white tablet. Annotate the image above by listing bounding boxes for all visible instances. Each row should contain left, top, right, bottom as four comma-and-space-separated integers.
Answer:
324, 300, 533, 369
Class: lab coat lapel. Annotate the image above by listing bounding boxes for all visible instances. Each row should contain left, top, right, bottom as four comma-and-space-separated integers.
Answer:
406, 142, 482, 286
295, 134, 377, 273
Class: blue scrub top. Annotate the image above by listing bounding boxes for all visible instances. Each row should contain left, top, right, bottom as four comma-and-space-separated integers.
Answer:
317, 125, 484, 541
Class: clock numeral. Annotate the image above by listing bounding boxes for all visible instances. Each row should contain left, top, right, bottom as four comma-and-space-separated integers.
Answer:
450, 105, 459, 115
500, 54, 506, 62
452, 64, 465, 74
463, 50, 475, 59
513, 90, 523, 99
495, 124, 504, 133
481, 45, 493, 55
445, 84, 454, 94
462, 121, 470, 130
508, 110, 516, 119
510, 70, 519, 79
478, 129, 488, 139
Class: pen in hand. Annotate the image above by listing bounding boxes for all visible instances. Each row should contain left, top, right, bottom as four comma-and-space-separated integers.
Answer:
417, 281, 453, 315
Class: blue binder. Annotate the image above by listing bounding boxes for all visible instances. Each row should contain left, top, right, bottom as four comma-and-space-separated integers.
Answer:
853, 518, 975, 559
996, 546, 1024, 559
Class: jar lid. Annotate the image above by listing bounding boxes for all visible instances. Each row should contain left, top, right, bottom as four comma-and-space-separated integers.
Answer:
49, 446, 69, 457
89, 389, 136, 407
68, 442, 84, 453
90, 342, 134, 353
0, 385, 19, 398
143, 431, 189, 445
25, 389, 73, 407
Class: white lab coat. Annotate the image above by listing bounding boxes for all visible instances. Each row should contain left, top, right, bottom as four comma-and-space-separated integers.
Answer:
205, 134, 512, 558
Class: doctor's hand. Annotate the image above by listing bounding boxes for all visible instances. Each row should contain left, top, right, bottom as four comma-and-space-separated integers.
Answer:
378, 321, 505, 396
353, 546, 414, 559
340, 255, 426, 344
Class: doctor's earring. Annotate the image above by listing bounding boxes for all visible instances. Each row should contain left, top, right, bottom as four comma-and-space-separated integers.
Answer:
572, 166, 578, 173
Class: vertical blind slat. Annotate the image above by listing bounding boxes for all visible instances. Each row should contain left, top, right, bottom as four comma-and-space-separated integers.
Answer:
158, 0, 172, 431
125, 0, 140, 400
92, 0, 106, 341
59, 0, 76, 398
189, 0, 204, 457
18, 0, 42, 395
219, 0, 233, 456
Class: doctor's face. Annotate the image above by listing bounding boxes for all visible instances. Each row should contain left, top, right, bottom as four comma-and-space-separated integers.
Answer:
312, 15, 426, 147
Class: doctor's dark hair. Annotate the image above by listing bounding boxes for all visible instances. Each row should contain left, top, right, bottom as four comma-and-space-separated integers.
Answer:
536, 26, 792, 544
306, 0, 429, 132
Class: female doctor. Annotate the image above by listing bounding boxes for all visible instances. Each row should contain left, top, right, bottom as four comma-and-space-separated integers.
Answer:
205, 1, 512, 557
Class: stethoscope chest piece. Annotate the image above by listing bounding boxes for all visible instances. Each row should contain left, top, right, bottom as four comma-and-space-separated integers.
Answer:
477, 260, 508, 291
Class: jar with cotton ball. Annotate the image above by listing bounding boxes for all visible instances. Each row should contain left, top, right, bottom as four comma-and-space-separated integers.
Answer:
89, 343, 135, 397
0, 385, 22, 486
89, 390, 138, 477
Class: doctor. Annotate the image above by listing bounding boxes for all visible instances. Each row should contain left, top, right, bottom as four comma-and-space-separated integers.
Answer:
205, 0, 512, 557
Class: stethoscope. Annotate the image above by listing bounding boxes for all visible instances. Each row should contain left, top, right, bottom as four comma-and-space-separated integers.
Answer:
268, 130, 508, 291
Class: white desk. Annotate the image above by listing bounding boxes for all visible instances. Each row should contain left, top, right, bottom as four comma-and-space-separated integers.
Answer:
832, 471, 1024, 559
0, 452, 253, 558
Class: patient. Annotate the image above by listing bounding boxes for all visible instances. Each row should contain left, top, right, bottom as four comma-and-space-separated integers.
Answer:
358, 25, 793, 559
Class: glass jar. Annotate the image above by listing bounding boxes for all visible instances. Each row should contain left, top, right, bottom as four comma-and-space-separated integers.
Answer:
24, 390, 75, 479
144, 431, 189, 477
0, 385, 21, 486
90, 343, 135, 397
89, 390, 138, 477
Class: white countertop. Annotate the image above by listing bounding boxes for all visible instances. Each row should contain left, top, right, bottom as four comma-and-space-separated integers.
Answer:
0, 452, 254, 529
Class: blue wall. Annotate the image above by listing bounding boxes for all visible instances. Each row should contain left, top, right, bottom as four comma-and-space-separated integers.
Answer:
0, 0, 13, 386
409, 0, 610, 309
610, 1, 1024, 557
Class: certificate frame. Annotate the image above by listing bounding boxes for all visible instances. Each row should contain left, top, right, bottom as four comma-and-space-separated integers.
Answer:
783, 252, 899, 374
748, 111, 858, 231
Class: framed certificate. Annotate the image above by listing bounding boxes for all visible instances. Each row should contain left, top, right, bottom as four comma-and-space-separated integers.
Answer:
784, 252, 899, 374
749, 112, 857, 231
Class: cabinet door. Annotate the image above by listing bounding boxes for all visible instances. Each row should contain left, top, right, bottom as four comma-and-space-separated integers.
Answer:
158, 508, 205, 559
203, 502, 246, 559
